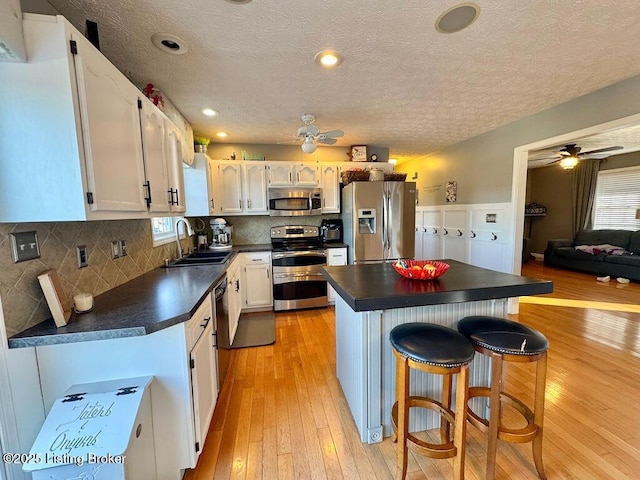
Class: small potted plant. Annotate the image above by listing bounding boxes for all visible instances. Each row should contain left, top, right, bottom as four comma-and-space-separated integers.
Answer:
194, 136, 210, 154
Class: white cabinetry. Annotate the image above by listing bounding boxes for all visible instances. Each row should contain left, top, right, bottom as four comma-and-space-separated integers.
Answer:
185, 295, 217, 460
227, 256, 243, 344
207, 161, 269, 216
327, 247, 348, 303
140, 97, 170, 214
0, 14, 185, 222
414, 204, 512, 273
241, 252, 273, 311
320, 163, 342, 213
268, 162, 319, 186
164, 118, 187, 213
34, 294, 219, 480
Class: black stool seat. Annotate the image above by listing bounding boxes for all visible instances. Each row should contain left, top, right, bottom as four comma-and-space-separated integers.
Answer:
390, 323, 475, 367
457, 316, 548, 356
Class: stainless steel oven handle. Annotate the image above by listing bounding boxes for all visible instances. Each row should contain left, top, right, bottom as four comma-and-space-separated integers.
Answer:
272, 251, 327, 259
273, 272, 325, 279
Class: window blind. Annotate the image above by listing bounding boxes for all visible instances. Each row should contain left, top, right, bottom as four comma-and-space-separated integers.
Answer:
592, 166, 640, 230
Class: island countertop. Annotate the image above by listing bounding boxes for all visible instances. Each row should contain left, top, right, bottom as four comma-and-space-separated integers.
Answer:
322, 259, 553, 312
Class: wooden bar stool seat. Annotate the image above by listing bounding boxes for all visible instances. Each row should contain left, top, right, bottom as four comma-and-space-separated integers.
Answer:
457, 316, 549, 480
390, 323, 475, 480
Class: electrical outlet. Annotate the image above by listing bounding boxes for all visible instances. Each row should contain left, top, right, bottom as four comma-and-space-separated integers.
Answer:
76, 245, 88, 268
111, 240, 121, 259
10, 231, 40, 263
119, 239, 127, 256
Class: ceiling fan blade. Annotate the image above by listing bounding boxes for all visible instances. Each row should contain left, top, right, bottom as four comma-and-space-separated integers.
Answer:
318, 129, 344, 138
298, 125, 319, 137
578, 145, 623, 156
317, 137, 337, 145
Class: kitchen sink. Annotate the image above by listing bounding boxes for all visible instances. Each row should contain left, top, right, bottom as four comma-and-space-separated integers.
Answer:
163, 251, 232, 267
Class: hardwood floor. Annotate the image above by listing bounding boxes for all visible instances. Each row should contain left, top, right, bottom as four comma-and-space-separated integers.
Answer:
184, 263, 640, 479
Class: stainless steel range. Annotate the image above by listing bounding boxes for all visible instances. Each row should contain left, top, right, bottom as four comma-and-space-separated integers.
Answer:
270, 225, 328, 311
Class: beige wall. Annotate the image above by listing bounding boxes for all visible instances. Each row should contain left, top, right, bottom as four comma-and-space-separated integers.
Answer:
397, 74, 640, 207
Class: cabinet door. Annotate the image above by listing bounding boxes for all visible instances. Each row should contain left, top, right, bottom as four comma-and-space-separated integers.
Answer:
268, 163, 294, 186
295, 164, 319, 186
165, 119, 186, 213
216, 163, 244, 214
242, 252, 272, 309
228, 261, 242, 345
190, 320, 216, 459
327, 247, 347, 303
72, 33, 148, 213
140, 98, 171, 213
321, 164, 341, 213
243, 162, 268, 214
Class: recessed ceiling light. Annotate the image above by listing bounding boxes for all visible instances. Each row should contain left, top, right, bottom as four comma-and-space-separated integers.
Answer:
215, 132, 228, 138
202, 108, 218, 117
435, 3, 480, 34
314, 50, 343, 68
151, 33, 189, 55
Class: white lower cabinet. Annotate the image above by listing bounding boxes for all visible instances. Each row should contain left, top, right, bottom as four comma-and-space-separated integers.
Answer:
34, 293, 219, 480
327, 247, 348, 303
241, 252, 273, 311
226, 256, 243, 344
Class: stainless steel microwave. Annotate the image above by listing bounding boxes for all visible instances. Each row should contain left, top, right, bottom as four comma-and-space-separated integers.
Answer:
268, 187, 322, 216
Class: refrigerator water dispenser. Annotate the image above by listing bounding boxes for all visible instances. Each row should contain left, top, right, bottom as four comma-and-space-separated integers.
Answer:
357, 209, 376, 234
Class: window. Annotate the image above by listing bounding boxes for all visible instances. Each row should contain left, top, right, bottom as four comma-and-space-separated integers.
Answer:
592, 166, 640, 230
151, 217, 187, 246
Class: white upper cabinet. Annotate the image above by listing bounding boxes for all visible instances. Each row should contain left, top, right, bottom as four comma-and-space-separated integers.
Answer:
210, 161, 268, 215
320, 163, 341, 213
268, 162, 319, 186
140, 97, 170, 213
0, 14, 186, 222
165, 119, 187, 213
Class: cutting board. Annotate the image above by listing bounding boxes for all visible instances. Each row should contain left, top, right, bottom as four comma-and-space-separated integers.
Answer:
37, 269, 71, 327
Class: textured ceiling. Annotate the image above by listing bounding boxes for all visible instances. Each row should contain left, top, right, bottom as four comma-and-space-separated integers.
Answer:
43, 0, 640, 162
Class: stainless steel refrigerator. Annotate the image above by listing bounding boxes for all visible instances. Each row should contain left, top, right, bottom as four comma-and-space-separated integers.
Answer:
341, 181, 416, 264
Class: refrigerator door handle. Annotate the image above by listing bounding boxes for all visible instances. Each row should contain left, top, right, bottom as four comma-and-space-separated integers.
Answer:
386, 189, 392, 255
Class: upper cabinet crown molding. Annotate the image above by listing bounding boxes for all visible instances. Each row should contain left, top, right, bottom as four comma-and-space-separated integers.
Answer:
0, 14, 186, 222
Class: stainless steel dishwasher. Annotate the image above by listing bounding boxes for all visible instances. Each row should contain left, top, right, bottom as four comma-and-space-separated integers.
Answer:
213, 275, 230, 393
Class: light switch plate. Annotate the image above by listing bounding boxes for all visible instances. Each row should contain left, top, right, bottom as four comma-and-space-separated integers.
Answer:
10, 231, 40, 263
111, 240, 121, 259
119, 239, 127, 256
76, 245, 88, 268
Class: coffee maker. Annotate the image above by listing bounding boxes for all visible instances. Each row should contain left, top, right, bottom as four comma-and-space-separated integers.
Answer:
210, 218, 233, 250
320, 218, 343, 243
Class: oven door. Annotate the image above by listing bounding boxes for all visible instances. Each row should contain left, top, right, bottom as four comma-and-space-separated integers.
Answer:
272, 251, 328, 311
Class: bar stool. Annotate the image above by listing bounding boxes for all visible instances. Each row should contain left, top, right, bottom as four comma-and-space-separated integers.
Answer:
390, 323, 475, 480
457, 316, 548, 480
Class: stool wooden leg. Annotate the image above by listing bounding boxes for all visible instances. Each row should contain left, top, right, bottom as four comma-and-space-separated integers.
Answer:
532, 351, 547, 480
395, 353, 410, 480
441, 371, 453, 443
453, 365, 469, 480
486, 352, 503, 480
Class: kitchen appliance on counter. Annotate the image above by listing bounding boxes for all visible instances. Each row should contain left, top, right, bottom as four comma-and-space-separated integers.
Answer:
270, 225, 328, 311
210, 218, 233, 250
268, 187, 322, 216
320, 218, 343, 243
341, 181, 416, 264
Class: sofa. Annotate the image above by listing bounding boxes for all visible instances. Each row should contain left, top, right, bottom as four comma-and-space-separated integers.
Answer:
544, 229, 640, 281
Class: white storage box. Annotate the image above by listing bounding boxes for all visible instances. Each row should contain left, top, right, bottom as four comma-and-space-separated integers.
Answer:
23, 376, 156, 480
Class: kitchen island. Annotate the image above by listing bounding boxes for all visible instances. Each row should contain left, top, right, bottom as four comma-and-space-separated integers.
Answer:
322, 259, 552, 444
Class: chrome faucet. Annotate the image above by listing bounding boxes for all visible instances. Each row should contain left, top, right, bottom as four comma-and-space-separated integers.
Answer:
175, 218, 193, 259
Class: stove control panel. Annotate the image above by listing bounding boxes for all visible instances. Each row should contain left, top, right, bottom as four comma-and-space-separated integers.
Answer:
270, 225, 320, 239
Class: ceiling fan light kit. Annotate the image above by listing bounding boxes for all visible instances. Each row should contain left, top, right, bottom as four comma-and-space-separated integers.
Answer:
559, 156, 579, 170
301, 137, 317, 154
280, 114, 344, 154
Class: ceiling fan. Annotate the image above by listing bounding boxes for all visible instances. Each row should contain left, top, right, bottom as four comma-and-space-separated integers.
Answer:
542, 144, 623, 169
279, 114, 344, 154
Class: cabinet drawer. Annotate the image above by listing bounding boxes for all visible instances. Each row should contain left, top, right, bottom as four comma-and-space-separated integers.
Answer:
327, 248, 347, 266
185, 294, 213, 351
242, 251, 271, 265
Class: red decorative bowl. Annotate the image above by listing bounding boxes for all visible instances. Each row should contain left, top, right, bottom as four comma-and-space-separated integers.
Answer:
392, 260, 450, 280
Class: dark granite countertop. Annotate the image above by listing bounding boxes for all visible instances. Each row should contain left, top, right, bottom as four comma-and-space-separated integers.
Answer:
322, 259, 552, 312
8, 243, 334, 349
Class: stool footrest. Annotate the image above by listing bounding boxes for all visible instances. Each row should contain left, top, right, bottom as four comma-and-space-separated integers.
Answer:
391, 398, 458, 459
467, 386, 540, 443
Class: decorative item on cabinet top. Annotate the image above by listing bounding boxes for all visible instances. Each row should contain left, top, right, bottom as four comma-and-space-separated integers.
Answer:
194, 136, 210, 154
525, 202, 547, 215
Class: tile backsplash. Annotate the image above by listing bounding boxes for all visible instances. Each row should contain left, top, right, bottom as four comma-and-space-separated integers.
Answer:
0, 219, 189, 338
